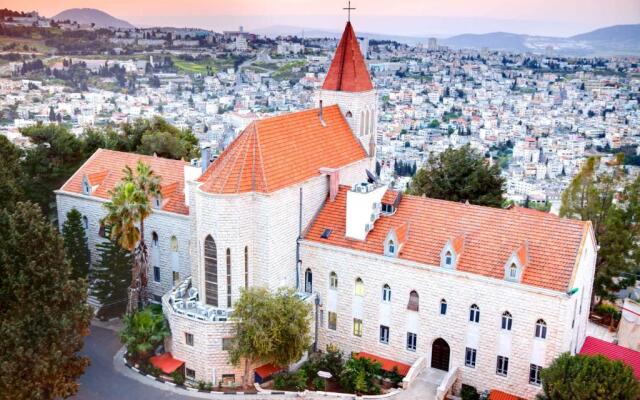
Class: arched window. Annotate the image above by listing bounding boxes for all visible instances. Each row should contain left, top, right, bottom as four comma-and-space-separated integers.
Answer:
82, 177, 91, 195
509, 263, 517, 279
501, 311, 513, 331
360, 111, 365, 136
345, 110, 353, 118
305, 268, 313, 293
355, 278, 365, 297
170, 236, 178, 251
329, 272, 338, 289
388, 239, 395, 254
407, 290, 419, 311
382, 284, 391, 302
226, 248, 232, 307
364, 109, 370, 136
244, 246, 249, 289
204, 235, 218, 306
440, 299, 447, 315
82, 215, 89, 230
369, 109, 375, 134
151, 231, 159, 247
535, 319, 547, 339
469, 304, 480, 323
445, 251, 453, 267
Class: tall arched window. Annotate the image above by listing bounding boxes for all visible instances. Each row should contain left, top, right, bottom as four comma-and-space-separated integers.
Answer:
244, 246, 249, 289
355, 278, 365, 297
382, 284, 391, 302
535, 319, 547, 339
360, 111, 365, 136
204, 235, 218, 306
305, 268, 313, 293
226, 248, 232, 308
330, 272, 338, 289
407, 290, 419, 311
501, 311, 513, 331
440, 299, 447, 315
152, 231, 159, 247
170, 236, 178, 251
369, 109, 375, 134
82, 215, 89, 230
364, 109, 370, 136
469, 304, 480, 323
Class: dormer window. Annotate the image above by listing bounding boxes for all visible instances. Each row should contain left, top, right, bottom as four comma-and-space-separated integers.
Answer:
388, 240, 395, 254
509, 263, 517, 279
505, 242, 528, 282
82, 176, 91, 195
153, 195, 162, 209
445, 251, 453, 267
384, 225, 407, 257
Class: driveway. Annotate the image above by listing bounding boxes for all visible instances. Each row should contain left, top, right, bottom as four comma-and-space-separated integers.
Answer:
72, 324, 200, 400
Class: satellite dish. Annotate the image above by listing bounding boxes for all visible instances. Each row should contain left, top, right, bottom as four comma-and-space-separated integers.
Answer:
366, 169, 377, 184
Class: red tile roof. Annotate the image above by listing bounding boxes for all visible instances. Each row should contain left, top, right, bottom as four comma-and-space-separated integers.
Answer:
198, 105, 367, 194
580, 336, 640, 379
60, 149, 190, 215
305, 186, 589, 292
354, 352, 411, 376
489, 390, 525, 400
321, 22, 373, 92
149, 352, 184, 374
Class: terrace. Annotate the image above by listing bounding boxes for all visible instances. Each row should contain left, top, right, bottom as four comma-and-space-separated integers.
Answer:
163, 276, 232, 322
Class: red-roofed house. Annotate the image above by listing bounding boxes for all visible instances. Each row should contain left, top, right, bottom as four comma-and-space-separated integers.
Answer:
580, 336, 640, 379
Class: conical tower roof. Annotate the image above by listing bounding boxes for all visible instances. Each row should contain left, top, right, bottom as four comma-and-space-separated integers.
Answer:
322, 21, 373, 92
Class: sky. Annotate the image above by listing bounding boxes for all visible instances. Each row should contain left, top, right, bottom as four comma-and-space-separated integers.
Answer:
5, 0, 640, 37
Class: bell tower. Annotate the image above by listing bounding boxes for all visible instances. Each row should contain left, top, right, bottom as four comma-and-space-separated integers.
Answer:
318, 20, 377, 158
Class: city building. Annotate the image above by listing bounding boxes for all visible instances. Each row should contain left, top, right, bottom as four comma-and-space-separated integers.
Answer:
55, 21, 597, 399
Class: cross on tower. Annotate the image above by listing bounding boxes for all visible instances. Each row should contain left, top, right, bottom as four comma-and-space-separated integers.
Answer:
343, 1, 355, 22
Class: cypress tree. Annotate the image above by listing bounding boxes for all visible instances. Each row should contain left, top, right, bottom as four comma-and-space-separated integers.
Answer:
90, 226, 133, 310
61, 208, 90, 280
0, 202, 91, 399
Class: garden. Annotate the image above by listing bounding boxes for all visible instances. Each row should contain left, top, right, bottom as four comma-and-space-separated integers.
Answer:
264, 344, 405, 395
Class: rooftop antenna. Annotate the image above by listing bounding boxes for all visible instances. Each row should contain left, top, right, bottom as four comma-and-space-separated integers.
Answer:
343, 1, 355, 22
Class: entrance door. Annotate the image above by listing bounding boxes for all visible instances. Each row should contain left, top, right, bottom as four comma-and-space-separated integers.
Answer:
431, 338, 450, 371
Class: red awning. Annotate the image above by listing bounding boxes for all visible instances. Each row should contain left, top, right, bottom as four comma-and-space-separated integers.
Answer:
149, 352, 185, 374
489, 389, 526, 400
580, 336, 640, 380
255, 363, 281, 379
354, 352, 411, 376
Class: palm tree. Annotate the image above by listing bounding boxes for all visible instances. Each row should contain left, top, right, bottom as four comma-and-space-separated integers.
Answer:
120, 307, 169, 362
103, 161, 161, 314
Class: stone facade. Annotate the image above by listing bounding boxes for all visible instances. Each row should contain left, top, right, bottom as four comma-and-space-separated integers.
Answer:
299, 228, 596, 400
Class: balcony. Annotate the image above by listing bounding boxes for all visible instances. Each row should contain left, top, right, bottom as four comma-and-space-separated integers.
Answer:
162, 277, 232, 323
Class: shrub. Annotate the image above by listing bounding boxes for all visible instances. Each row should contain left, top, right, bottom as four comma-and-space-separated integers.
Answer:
383, 366, 404, 387
595, 303, 621, 320
340, 356, 382, 395
460, 384, 480, 400
171, 370, 185, 386
273, 370, 307, 391
197, 380, 213, 391
312, 377, 326, 391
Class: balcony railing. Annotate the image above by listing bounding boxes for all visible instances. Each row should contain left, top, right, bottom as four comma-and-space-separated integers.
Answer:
164, 277, 232, 322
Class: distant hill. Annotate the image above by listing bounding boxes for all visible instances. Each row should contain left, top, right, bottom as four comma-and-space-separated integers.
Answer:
251, 25, 431, 45
442, 24, 640, 56
52, 8, 134, 29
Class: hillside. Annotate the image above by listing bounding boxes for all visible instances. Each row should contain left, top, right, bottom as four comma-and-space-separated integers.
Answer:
51, 8, 134, 29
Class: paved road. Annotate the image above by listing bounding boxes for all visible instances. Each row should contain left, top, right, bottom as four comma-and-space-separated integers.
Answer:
73, 325, 200, 400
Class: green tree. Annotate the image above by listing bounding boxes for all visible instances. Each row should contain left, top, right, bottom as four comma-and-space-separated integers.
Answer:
120, 307, 169, 362
340, 357, 382, 395
0, 135, 25, 210
20, 123, 85, 218
90, 226, 133, 310
560, 157, 639, 303
539, 353, 640, 400
61, 208, 91, 280
229, 287, 312, 388
0, 202, 92, 399
408, 145, 505, 207
103, 161, 161, 313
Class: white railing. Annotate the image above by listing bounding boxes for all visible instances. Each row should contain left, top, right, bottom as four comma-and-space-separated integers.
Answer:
163, 276, 232, 323
436, 366, 459, 400
402, 355, 428, 389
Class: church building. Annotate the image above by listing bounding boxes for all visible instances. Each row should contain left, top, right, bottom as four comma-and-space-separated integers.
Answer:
56, 21, 596, 399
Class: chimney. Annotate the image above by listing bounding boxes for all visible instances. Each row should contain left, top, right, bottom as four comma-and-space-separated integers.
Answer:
318, 100, 326, 127
200, 146, 211, 172
320, 168, 339, 202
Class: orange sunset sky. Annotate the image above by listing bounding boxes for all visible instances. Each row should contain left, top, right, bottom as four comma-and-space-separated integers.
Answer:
4, 0, 640, 36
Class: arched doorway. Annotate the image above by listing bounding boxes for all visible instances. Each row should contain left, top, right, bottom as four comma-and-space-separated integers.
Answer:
431, 338, 450, 371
